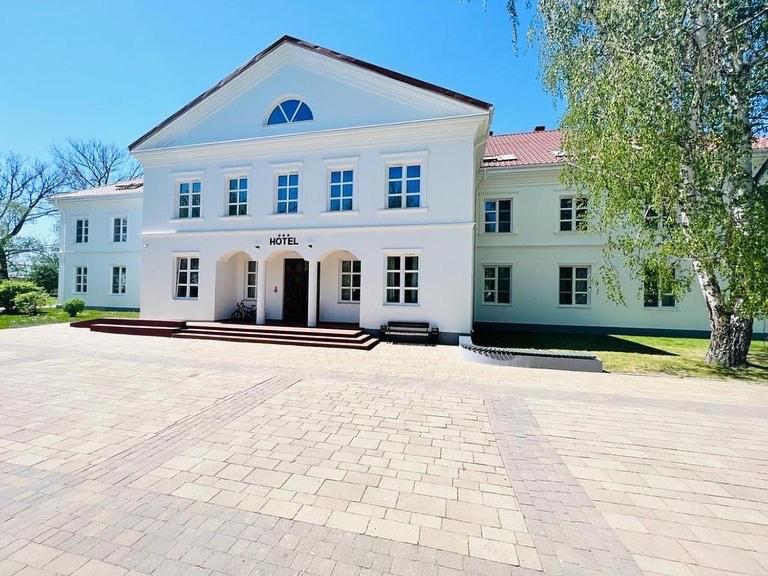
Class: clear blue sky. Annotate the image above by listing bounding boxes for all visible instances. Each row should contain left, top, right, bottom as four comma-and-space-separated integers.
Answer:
0, 0, 560, 162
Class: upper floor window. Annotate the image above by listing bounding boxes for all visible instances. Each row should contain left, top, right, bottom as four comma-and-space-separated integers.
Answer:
484, 200, 512, 233
112, 217, 128, 243
329, 170, 354, 212
266, 99, 313, 125
75, 218, 89, 243
178, 180, 201, 219
560, 196, 587, 231
276, 173, 299, 214
228, 177, 248, 216
388, 164, 421, 209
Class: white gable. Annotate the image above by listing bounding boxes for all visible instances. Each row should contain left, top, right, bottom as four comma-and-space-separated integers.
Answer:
132, 41, 489, 151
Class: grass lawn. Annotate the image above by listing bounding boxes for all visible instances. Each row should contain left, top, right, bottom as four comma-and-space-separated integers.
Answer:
0, 307, 139, 330
473, 330, 768, 381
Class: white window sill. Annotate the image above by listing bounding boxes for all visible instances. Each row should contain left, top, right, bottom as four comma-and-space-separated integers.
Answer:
481, 231, 517, 236
377, 208, 428, 214
169, 217, 203, 224
173, 298, 199, 301
266, 212, 303, 218
383, 302, 421, 307
218, 215, 253, 221
553, 230, 590, 235
320, 210, 360, 216
337, 300, 361, 305
481, 302, 512, 306
557, 304, 591, 309
642, 306, 679, 311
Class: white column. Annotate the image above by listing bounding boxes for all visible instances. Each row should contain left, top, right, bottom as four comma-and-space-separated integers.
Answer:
307, 259, 318, 327
256, 259, 267, 325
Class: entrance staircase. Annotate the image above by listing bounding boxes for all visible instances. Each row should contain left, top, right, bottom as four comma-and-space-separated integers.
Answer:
71, 318, 379, 350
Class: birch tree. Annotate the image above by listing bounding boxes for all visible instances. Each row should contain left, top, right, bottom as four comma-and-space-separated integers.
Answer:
514, 0, 768, 367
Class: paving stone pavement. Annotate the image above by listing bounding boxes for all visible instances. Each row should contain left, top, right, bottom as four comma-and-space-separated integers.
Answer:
0, 324, 767, 576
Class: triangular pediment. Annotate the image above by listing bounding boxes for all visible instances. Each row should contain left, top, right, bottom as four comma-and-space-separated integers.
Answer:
130, 36, 491, 151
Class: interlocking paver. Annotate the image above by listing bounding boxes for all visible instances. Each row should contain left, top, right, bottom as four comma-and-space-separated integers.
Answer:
2, 324, 768, 576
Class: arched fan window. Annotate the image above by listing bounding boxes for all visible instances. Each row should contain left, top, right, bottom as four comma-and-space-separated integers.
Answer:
266, 99, 313, 125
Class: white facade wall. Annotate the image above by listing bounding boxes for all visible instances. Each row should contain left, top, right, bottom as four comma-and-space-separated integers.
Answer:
474, 166, 712, 332
134, 116, 482, 340
55, 195, 142, 309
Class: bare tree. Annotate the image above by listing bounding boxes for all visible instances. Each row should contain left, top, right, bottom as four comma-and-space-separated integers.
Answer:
0, 154, 63, 280
53, 138, 141, 190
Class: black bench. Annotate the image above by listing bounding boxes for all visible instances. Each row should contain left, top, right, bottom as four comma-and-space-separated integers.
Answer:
380, 321, 439, 344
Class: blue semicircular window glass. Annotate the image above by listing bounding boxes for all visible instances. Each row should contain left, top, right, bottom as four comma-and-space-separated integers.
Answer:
266, 99, 313, 125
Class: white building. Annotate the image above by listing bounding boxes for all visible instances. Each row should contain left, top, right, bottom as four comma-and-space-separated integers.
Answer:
53, 36, 768, 341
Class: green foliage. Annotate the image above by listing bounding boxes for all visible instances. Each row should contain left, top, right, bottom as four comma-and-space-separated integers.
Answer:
12, 290, 48, 316
29, 253, 59, 294
62, 298, 85, 317
522, 0, 768, 319
0, 280, 44, 313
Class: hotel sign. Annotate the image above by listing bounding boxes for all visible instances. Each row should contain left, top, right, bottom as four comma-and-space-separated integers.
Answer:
269, 233, 298, 246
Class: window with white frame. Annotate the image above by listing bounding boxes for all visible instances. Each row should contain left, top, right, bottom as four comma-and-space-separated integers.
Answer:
386, 255, 419, 304
483, 266, 511, 304
387, 164, 421, 209
112, 217, 128, 242
559, 266, 590, 306
484, 200, 512, 233
111, 266, 127, 295
74, 266, 87, 293
246, 260, 257, 298
228, 177, 248, 216
178, 180, 202, 218
340, 260, 361, 302
276, 173, 299, 214
643, 269, 676, 308
175, 257, 199, 299
75, 218, 89, 243
329, 170, 354, 212
559, 196, 588, 231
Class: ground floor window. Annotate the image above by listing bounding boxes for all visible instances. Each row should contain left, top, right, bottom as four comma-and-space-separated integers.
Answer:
643, 270, 676, 308
483, 266, 511, 304
246, 260, 257, 298
176, 257, 199, 299
74, 266, 87, 293
111, 266, 126, 294
386, 255, 419, 304
559, 265, 590, 305
340, 260, 361, 302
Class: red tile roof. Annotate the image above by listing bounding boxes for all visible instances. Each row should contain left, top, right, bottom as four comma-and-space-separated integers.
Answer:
483, 130, 564, 167
484, 130, 768, 168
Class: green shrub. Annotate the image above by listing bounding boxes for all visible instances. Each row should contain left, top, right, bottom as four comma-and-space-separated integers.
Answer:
12, 291, 49, 316
0, 280, 44, 313
62, 298, 85, 317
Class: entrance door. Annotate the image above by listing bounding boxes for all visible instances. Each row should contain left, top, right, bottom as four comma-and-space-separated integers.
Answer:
283, 258, 309, 324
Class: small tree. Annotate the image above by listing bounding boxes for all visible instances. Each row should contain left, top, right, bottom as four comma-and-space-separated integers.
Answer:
62, 298, 85, 318
0, 155, 62, 280
53, 139, 141, 190
13, 291, 48, 316
29, 251, 59, 294
0, 280, 44, 313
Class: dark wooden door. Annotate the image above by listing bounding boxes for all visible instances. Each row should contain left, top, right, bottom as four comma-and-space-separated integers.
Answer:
283, 259, 309, 324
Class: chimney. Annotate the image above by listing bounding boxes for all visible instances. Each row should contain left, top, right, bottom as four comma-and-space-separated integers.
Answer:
534, 125, 546, 132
